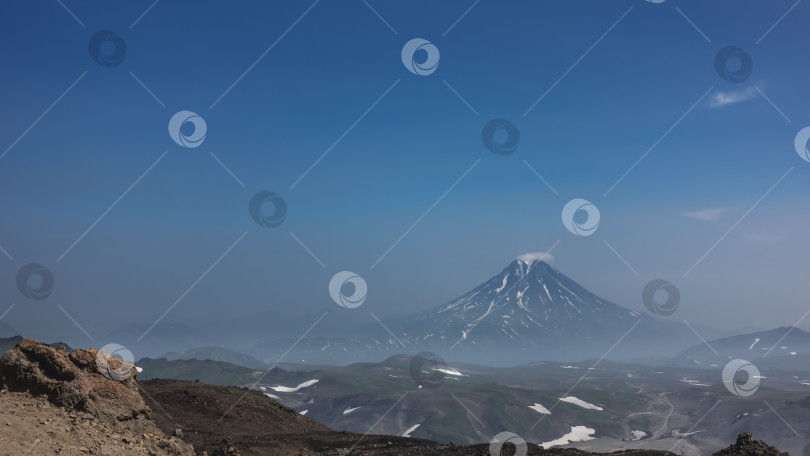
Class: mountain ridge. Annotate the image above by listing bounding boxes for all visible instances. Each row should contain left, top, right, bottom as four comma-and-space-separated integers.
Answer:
666, 325, 810, 368
246, 259, 695, 365
402, 260, 644, 347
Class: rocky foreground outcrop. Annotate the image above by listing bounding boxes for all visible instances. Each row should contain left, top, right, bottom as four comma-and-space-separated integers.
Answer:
0, 339, 194, 455
712, 433, 790, 456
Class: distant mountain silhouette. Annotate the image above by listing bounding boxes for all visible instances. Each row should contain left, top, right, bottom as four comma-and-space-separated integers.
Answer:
252, 259, 694, 365
668, 326, 810, 368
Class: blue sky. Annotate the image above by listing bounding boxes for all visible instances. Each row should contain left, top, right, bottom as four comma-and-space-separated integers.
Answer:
0, 0, 809, 344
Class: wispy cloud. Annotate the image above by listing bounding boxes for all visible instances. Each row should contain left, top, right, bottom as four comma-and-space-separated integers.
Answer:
684, 208, 733, 222
517, 251, 555, 263
708, 86, 757, 108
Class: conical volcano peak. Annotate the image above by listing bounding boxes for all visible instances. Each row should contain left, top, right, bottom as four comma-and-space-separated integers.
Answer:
511, 253, 557, 278
515, 252, 554, 265
408, 256, 644, 353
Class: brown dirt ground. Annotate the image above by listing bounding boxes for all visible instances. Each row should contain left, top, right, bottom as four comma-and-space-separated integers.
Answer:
0, 389, 189, 456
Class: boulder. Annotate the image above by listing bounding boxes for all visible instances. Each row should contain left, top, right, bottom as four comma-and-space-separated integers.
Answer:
0, 339, 147, 423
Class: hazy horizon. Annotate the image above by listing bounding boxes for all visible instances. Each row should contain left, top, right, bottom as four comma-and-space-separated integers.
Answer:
1, 0, 809, 352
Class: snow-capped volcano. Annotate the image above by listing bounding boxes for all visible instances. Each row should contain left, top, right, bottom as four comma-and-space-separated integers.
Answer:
399, 259, 661, 357
255, 258, 693, 364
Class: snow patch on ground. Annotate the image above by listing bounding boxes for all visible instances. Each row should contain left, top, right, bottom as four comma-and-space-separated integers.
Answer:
435, 367, 465, 377
402, 423, 420, 437
559, 396, 603, 411
529, 403, 551, 415
298, 410, 308, 416
680, 379, 711, 387
270, 379, 319, 393
672, 430, 703, 438
263, 393, 281, 400
541, 426, 596, 448
496, 274, 509, 293
342, 406, 361, 415
630, 430, 647, 441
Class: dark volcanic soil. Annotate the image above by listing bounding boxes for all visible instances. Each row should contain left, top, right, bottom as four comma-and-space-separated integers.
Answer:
140, 378, 673, 456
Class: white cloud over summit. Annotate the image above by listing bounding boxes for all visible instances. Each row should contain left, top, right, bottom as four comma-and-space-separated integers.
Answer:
517, 252, 555, 263
708, 86, 758, 108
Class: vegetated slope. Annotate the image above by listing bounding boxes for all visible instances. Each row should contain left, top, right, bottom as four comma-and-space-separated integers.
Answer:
160, 347, 268, 369
140, 378, 675, 456
137, 357, 261, 385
